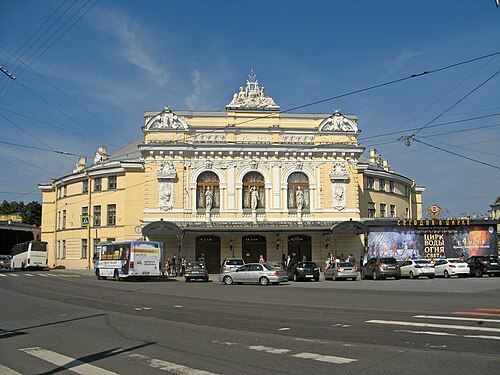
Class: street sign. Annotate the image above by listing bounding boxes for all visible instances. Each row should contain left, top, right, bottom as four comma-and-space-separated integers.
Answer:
80, 215, 90, 227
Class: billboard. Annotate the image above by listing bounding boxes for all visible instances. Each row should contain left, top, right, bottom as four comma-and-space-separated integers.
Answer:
367, 223, 497, 261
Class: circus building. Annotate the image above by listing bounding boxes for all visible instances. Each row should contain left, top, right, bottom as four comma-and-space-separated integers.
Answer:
39, 74, 425, 271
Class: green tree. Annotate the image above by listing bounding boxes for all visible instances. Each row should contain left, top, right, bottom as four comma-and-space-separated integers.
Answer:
0, 200, 42, 227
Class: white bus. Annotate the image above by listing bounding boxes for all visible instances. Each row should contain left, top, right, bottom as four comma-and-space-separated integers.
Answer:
11, 240, 48, 270
95, 241, 163, 280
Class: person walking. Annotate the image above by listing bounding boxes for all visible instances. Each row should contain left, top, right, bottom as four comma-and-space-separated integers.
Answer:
171, 255, 177, 277
258, 254, 265, 264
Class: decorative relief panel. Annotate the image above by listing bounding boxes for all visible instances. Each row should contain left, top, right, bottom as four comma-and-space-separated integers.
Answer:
329, 162, 349, 181
281, 135, 315, 144
156, 161, 177, 211
332, 182, 346, 211
318, 109, 359, 133
226, 70, 279, 111
145, 106, 188, 130
191, 133, 226, 143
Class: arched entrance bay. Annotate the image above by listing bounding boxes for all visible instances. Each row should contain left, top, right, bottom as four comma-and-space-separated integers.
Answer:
196, 235, 220, 274
242, 235, 267, 263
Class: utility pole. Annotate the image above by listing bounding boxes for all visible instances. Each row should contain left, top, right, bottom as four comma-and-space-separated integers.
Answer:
0, 66, 16, 80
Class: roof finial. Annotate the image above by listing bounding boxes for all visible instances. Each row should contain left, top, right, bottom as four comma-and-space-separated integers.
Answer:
248, 69, 256, 82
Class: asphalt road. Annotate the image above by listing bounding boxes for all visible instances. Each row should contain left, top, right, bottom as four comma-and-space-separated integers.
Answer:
1, 269, 499, 374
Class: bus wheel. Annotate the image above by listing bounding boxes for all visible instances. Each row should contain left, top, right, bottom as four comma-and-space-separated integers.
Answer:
113, 270, 120, 281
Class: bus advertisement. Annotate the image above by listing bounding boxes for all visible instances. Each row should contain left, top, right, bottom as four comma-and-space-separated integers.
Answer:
95, 241, 162, 280
11, 241, 48, 270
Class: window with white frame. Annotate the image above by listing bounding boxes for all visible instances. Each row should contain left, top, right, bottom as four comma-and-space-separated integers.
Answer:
368, 202, 376, 218
108, 176, 117, 190
81, 239, 88, 259
93, 205, 101, 226
390, 204, 396, 218
380, 203, 386, 218
107, 204, 116, 226
94, 177, 102, 191
379, 179, 386, 192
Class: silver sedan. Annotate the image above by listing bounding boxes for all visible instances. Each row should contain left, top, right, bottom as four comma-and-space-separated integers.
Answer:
219, 263, 288, 286
325, 262, 358, 281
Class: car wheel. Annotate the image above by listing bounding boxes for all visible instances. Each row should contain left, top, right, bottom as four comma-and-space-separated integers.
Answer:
409, 271, 417, 279
259, 277, 270, 286
372, 270, 379, 280
185, 278, 190, 282
113, 270, 120, 282
473, 268, 483, 277
428, 275, 434, 279
223, 275, 233, 285
361, 270, 366, 280
444, 270, 450, 278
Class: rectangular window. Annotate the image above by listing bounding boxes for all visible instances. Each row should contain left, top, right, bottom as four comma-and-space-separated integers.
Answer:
57, 240, 60, 259
62, 240, 66, 259
107, 204, 116, 226
390, 181, 395, 193
379, 179, 386, 192
367, 177, 374, 190
368, 202, 376, 218
82, 206, 88, 216
94, 177, 102, 191
108, 176, 117, 190
63, 185, 67, 197
405, 185, 410, 197
62, 210, 66, 229
93, 205, 101, 226
380, 203, 386, 218
390, 204, 396, 218
82, 180, 88, 193
81, 239, 88, 259
57, 211, 60, 230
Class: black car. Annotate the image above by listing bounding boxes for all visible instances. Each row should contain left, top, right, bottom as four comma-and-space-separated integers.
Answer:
466, 256, 500, 277
288, 261, 320, 281
361, 257, 401, 280
184, 262, 209, 282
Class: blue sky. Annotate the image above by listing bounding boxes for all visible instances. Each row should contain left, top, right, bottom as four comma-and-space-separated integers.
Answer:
0, 0, 499, 217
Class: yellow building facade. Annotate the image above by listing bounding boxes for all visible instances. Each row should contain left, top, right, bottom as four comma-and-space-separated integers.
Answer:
39, 75, 424, 271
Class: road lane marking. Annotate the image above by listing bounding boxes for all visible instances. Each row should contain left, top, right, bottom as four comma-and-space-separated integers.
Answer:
395, 329, 500, 341
414, 315, 500, 323
25, 274, 34, 277
278, 327, 290, 331
0, 363, 22, 374
292, 352, 357, 364
0, 274, 6, 277
248, 346, 290, 354
38, 274, 49, 277
477, 308, 500, 312
129, 354, 218, 374
20, 347, 118, 375
9, 274, 19, 277
452, 312, 500, 317
367, 319, 500, 333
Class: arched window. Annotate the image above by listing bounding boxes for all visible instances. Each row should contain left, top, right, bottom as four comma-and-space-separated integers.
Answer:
243, 172, 265, 209
287, 172, 309, 209
197, 171, 220, 209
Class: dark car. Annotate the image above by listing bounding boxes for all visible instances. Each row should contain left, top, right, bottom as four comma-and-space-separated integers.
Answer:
466, 256, 500, 277
361, 257, 401, 280
288, 261, 320, 281
184, 262, 209, 282
0, 255, 12, 269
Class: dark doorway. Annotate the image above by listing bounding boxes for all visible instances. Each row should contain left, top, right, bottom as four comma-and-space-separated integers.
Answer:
287, 235, 312, 263
242, 235, 267, 263
196, 235, 220, 274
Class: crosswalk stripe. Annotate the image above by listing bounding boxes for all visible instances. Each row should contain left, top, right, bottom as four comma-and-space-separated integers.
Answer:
25, 274, 34, 277
20, 347, 118, 375
414, 315, 500, 324
9, 274, 19, 277
248, 345, 290, 354
292, 352, 357, 364
38, 274, 49, 277
0, 274, 6, 277
0, 363, 23, 374
129, 354, 218, 374
395, 329, 500, 341
367, 319, 500, 333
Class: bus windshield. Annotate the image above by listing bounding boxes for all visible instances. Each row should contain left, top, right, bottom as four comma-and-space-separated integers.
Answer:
31, 242, 47, 252
100, 244, 131, 260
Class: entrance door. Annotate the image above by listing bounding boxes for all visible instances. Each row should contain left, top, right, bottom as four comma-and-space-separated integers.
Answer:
196, 235, 220, 274
287, 235, 312, 263
242, 235, 267, 263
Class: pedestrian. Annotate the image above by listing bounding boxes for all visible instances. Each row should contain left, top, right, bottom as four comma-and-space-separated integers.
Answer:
302, 254, 307, 262
171, 255, 177, 276
258, 254, 265, 264
325, 253, 331, 269
286, 254, 292, 268
165, 257, 171, 276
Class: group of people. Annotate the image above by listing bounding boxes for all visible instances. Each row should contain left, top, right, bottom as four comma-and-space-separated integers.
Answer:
325, 252, 356, 269
165, 255, 188, 277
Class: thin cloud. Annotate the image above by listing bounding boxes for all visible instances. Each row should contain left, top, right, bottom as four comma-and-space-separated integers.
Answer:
91, 7, 169, 86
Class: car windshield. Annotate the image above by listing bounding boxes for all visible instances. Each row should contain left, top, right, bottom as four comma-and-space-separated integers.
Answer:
226, 259, 244, 265
297, 262, 317, 268
415, 260, 431, 265
263, 264, 279, 271
338, 262, 353, 267
380, 258, 397, 264
449, 259, 465, 263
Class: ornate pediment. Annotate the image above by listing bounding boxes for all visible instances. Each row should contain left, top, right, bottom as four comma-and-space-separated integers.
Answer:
226, 70, 279, 111
145, 106, 188, 131
318, 109, 359, 133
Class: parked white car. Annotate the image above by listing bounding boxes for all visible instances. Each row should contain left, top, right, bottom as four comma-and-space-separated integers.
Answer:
400, 259, 435, 279
433, 259, 469, 278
